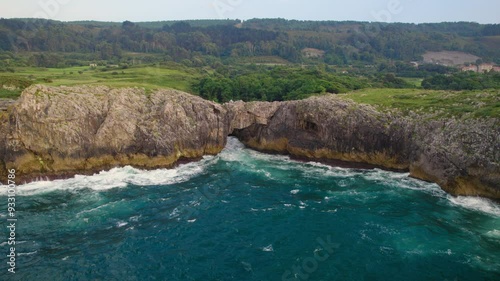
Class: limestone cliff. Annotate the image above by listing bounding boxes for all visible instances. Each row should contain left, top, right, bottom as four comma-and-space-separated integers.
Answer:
227, 96, 500, 200
1, 86, 498, 200
0, 85, 228, 181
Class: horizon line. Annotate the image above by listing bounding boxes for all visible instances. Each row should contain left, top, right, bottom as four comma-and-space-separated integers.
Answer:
1, 17, 498, 26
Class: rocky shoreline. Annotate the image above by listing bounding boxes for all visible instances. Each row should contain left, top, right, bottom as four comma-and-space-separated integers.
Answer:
0, 85, 228, 184
1, 85, 499, 200
228, 97, 499, 199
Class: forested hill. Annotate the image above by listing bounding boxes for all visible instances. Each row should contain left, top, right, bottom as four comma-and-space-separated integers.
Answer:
1, 18, 499, 66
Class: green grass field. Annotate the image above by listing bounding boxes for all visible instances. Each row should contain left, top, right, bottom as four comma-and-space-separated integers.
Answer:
401, 77, 423, 87
1, 65, 499, 119
339, 88, 500, 118
0, 64, 200, 99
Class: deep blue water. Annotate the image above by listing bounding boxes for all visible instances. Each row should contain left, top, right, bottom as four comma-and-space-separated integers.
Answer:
1, 137, 499, 281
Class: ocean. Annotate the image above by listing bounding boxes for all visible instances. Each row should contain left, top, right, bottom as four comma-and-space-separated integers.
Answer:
1, 137, 499, 281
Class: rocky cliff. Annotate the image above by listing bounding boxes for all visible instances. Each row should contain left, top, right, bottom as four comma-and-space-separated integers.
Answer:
1, 86, 498, 200
227, 96, 500, 200
0, 85, 228, 182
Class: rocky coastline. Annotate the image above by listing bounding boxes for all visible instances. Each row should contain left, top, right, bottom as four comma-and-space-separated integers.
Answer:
0, 85, 228, 183
227, 97, 499, 200
1, 85, 498, 200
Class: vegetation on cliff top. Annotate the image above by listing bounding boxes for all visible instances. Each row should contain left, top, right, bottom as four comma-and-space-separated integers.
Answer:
339, 88, 500, 118
2, 65, 499, 119
0, 63, 199, 98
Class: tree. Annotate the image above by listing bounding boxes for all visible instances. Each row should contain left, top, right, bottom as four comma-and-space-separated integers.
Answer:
122, 21, 135, 30
99, 42, 113, 60
171, 22, 192, 33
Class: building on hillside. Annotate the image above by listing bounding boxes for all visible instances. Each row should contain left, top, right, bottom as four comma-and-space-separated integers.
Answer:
461, 63, 500, 73
302, 48, 325, 58
461, 65, 477, 72
478, 63, 494, 72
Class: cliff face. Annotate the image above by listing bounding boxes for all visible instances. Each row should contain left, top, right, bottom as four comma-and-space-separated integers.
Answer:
227, 96, 500, 200
1, 86, 498, 200
228, 98, 414, 170
0, 85, 228, 181
411, 118, 500, 198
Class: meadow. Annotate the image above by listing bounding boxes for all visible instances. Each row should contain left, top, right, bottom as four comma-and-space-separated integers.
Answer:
0, 64, 201, 99
339, 88, 500, 118
1, 64, 499, 119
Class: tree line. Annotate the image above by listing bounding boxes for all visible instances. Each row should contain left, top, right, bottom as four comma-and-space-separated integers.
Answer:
1, 18, 499, 66
422, 72, 500, 90
192, 65, 417, 102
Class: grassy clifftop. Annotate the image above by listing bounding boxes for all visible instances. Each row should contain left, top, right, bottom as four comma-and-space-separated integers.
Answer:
1, 64, 499, 120
339, 88, 500, 119
0, 64, 200, 99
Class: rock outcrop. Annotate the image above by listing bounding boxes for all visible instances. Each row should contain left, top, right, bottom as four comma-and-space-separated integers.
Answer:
1, 85, 498, 200
0, 85, 228, 182
227, 96, 500, 200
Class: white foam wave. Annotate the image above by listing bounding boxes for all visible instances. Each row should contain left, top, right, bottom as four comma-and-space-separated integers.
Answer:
224, 137, 246, 151
248, 150, 291, 162
262, 244, 274, 252
250, 207, 276, 212
2, 137, 499, 218
361, 169, 500, 216
290, 160, 500, 217
129, 215, 141, 222
218, 137, 247, 162
434, 249, 454, 256
17, 251, 38, 256
448, 196, 500, 217
337, 180, 349, 187
484, 230, 500, 239
8, 156, 214, 196
116, 221, 128, 228
305, 161, 331, 168
76, 200, 120, 217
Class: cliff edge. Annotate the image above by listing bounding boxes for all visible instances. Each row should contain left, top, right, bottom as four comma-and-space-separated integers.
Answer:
227, 96, 500, 200
0, 85, 228, 182
1, 86, 498, 200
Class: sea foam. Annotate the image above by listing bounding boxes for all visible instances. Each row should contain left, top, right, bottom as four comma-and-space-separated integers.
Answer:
1, 137, 498, 218
2, 155, 215, 196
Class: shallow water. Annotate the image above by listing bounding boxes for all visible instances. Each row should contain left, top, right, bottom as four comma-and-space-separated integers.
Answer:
1, 137, 499, 280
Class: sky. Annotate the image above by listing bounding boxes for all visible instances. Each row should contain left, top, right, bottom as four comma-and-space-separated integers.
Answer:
1, 0, 499, 24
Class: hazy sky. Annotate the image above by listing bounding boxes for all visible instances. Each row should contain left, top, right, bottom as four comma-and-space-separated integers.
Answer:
1, 0, 499, 23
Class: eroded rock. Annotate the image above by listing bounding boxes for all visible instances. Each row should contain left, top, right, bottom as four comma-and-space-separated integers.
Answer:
0, 85, 228, 181
228, 95, 500, 199
1, 86, 498, 200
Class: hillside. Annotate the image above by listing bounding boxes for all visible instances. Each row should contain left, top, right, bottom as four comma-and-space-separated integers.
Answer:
1, 18, 499, 104
1, 18, 499, 67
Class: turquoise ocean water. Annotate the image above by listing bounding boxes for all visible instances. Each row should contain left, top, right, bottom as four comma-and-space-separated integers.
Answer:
1, 137, 499, 281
